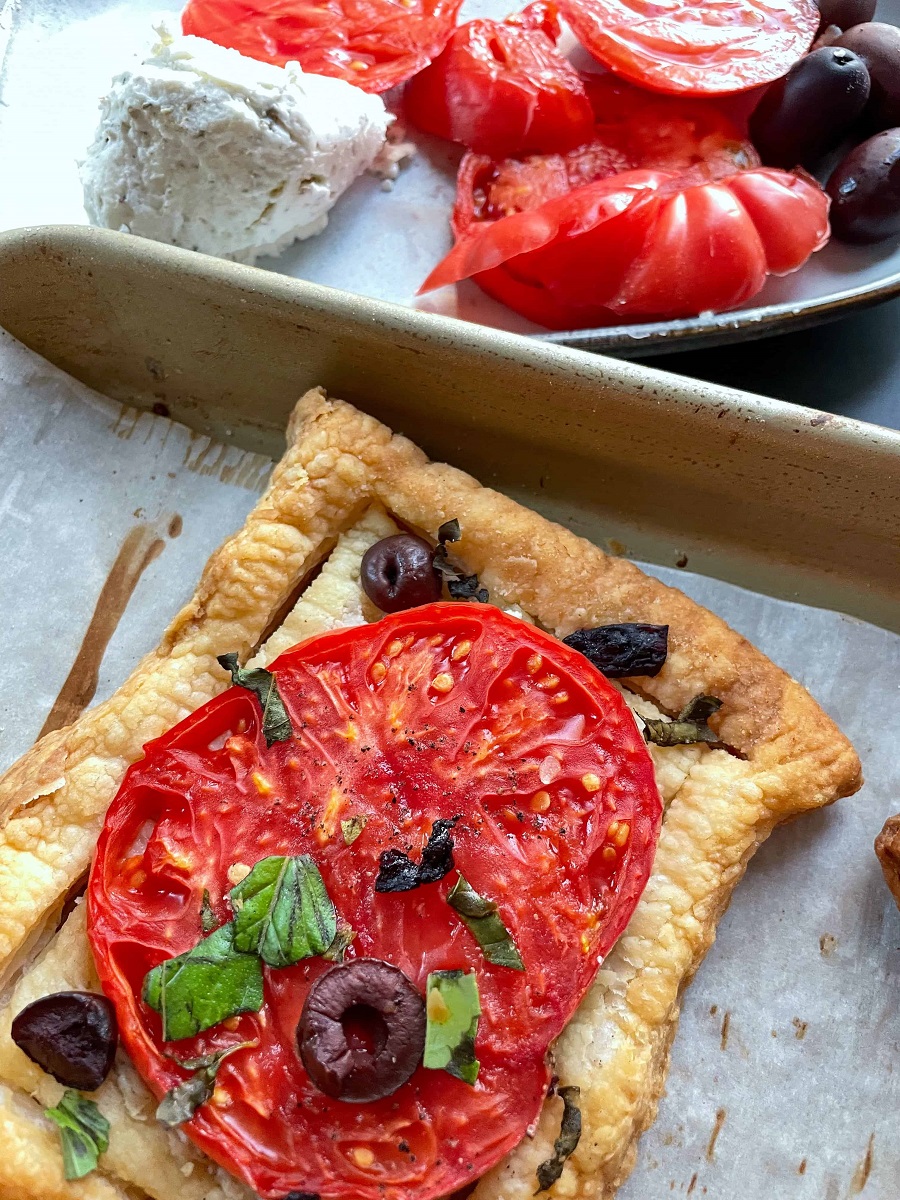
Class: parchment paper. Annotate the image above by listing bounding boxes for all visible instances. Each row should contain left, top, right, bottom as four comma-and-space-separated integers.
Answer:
0, 327, 898, 1197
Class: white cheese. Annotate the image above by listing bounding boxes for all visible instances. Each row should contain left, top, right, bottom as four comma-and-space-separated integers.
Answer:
80, 29, 390, 263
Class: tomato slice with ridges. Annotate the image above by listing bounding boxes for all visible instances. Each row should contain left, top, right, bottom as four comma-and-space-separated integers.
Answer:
181, 0, 464, 92
89, 604, 661, 1200
556, 0, 819, 95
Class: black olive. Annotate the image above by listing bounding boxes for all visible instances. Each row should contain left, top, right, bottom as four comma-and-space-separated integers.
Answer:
817, 0, 875, 32
360, 534, 442, 614
827, 128, 900, 242
297, 959, 425, 1103
749, 47, 871, 169
11, 991, 117, 1091
562, 623, 669, 679
836, 23, 900, 130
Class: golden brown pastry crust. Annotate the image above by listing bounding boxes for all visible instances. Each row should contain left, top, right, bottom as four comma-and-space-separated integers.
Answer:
876, 813, 900, 908
0, 390, 860, 1200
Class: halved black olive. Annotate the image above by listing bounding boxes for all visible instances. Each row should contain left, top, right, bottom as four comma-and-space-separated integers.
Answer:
361, 535, 442, 613
297, 959, 425, 1103
563, 623, 669, 678
11, 991, 117, 1091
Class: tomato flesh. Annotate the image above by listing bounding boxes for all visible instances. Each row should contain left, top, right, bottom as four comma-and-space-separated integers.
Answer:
557, 0, 819, 95
181, 0, 463, 92
404, 3, 594, 158
88, 604, 661, 1200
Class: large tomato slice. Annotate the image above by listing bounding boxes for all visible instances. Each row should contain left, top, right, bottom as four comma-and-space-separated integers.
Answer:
404, 2, 594, 158
181, 0, 463, 92
88, 603, 661, 1200
423, 167, 830, 329
452, 75, 759, 235
556, 0, 819, 95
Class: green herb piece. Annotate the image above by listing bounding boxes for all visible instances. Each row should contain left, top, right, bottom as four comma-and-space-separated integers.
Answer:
216, 652, 292, 747
323, 922, 356, 963
230, 855, 337, 969
200, 889, 218, 935
45, 1091, 110, 1181
341, 815, 368, 846
437, 518, 461, 544
642, 695, 723, 747
142, 922, 263, 1042
423, 969, 481, 1085
432, 519, 489, 604
535, 1086, 582, 1193
447, 875, 524, 971
156, 1042, 254, 1128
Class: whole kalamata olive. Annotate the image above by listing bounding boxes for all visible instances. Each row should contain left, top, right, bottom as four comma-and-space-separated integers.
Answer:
817, 0, 876, 32
749, 46, 871, 168
298, 959, 425, 1102
11, 991, 117, 1091
827, 128, 900, 242
836, 23, 900, 130
360, 534, 442, 613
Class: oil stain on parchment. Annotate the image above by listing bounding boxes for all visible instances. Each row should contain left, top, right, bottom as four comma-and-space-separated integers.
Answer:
38, 522, 172, 736
848, 1134, 875, 1196
706, 1109, 726, 1162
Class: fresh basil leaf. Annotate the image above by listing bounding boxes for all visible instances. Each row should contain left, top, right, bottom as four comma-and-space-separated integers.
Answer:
156, 1042, 253, 1128
535, 1086, 582, 1193
216, 652, 292, 747
341, 815, 367, 846
447, 875, 524, 971
437, 518, 461, 544
45, 1090, 109, 1181
563, 623, 669, 679
322, 922, 356, 963
200, 889, 218, 935
142, 922, 263, 1042
423, 969, 480, 1085
375, 817, 459, 893
642, 694, 723, 747
231, 855, 337, 968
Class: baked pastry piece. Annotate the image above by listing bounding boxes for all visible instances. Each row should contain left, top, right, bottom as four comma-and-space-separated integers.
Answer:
0, 390, 861, 1200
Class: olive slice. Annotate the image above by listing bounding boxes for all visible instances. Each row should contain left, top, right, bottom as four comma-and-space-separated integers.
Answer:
297, 959, 425, 1103
11, 991, 117, 1091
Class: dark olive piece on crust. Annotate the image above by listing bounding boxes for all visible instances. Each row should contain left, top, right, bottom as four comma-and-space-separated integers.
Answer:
11, 991, 118, 1091
361, 534, 442, 613
297, 959, 426, 1102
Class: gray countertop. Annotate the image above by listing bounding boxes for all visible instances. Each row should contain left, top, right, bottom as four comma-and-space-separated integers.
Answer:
649, 295, 900, 429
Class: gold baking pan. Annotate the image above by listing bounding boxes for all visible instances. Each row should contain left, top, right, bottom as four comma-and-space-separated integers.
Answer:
1, 223, 898, 631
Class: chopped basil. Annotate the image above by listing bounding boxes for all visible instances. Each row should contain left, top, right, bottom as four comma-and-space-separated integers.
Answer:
200, 889, 217, 935
563, 623, 669, 679
156, 1042, 253, 1128
642, 695, 723, 747
447, 875, 524, 970
423, 969, 480, 1085
142, 922, 263, 1042
535, 1086, 582, 1193
216, 652, 292, 746
45, 1091, 109, 1181
375, 817, 459, 893
432, 520, 489, 604
341, 815, 367, 846
322, 922, 356, 963
231, 855, 337, 969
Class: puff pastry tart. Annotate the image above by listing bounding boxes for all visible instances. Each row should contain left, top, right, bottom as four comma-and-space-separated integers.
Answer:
0, 391, 861, 1200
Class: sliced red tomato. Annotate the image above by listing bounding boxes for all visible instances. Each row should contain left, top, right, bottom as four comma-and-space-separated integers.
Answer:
453, 75, 759, 236
88, 604, 661, 1200
404, 2, 594, 157
423, 167, 830, 329
556, 0, 819, 95
181, 0, 463, 92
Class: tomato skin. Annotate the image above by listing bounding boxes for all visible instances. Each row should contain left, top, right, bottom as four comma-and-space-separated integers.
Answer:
88, 604, 661, 1200
556, 0, 819, 96
404, 4, 594, 158
181, 0, 463, 92
424, 167, 830, 329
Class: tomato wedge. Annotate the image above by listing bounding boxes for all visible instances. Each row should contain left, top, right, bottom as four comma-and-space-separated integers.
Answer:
88, 604, 661, 1200
181, 0, 463, 92
453, 76, 759, 236
423, 168, 830, 329
556, 0, 819, 95
404, 3, 594, 157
